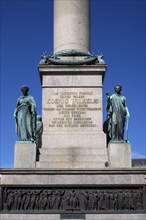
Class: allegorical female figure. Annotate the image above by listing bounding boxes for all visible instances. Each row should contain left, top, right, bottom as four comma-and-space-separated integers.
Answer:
14, 86, 37, 142
106, 84, 130, 142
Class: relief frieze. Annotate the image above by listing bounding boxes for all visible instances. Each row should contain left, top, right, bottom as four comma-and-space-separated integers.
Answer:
1, 186, 145, 213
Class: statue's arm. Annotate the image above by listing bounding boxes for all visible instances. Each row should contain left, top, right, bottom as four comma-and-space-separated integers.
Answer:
30, 96, 36, 114
105, 91, 111, 112
124, 97, 130, 118
125, 106, 130, 118
107, 96, 113, 118
14, 99, 20, 133
13, 98, 20, 118
14, 108, 17, 118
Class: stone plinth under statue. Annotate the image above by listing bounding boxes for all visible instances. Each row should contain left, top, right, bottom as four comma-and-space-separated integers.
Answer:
108, 142, 131, 168
14, 142, 36, 168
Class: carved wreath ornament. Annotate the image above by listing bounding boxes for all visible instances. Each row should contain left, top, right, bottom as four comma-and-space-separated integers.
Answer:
39, 50, 105, 65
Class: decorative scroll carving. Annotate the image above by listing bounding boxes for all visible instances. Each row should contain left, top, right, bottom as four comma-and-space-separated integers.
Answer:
1, 186, 145, 213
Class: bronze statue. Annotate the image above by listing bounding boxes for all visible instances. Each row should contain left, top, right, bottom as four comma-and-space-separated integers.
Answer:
106, 85, 130, 142
36, 115, 43, 148
14, 86, 37, 142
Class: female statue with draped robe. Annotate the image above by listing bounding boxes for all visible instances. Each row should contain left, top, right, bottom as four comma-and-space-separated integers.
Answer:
106, 85, 130, 142
14, 86, 37, 142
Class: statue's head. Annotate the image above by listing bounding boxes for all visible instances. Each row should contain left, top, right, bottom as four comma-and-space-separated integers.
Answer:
37, 115, 42, 121
114, 84, 122, 94
21, 85, 29, 93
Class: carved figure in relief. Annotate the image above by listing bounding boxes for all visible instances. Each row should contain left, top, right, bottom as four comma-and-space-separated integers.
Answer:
6, 191, 14, 210
90, 190, 100, 210
124, 190, 130, 210
55, 190, 65, 209
109, 191, 114, 210
113, 192, 118, 210
137, 189, 143, 209
46, 190, 53, 209
38, 191, 43, 209
98, 191, 105, 210
14, 86, 37, 142
12, 190, 18, 210
40, 190, 48, 210
118, 191, 123, 210
24, 190, 32, 210
20, 190, 27, 210
129, 191, 134, 210
16, 190, 23, 210
67, 189, 79, 209
81, 190, 90, 210
3, 189, 8, 210
104, 190, 110, 210
35, 190, 41, 210
133, 190, 138, 210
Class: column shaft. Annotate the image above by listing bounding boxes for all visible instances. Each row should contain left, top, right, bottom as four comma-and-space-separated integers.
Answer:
54, 0, 90, 53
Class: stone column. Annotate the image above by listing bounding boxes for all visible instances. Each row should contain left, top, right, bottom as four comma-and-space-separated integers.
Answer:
54, 0, 90, 53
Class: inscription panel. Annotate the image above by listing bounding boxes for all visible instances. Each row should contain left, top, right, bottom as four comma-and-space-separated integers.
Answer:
43, 88, 103, 132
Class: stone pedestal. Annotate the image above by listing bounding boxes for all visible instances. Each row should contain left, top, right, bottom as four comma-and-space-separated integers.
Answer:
14, 143, 36, 168
38, 64, 108, 169
108, 142, 132, 168
0, 168, 145, 219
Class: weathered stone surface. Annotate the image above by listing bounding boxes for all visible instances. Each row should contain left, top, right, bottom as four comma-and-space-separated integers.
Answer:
0, 214, 145, 220
61, 214, 85, 219
14, 143, 36, 168
36, 161, 106, 169
1, 169, 145, 185
38, 147, 108, 169
42, 133, 107, 149
43, 75, 102, 87
86, 214, 146, 220
54, 0, 90, 52
0, 214, 60, 220
39, 147, 107, 155
108, 142, 132, 168
39, 153, 107, 162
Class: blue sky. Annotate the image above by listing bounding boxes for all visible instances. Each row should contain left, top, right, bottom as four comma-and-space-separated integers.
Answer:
1, 0, 145, 168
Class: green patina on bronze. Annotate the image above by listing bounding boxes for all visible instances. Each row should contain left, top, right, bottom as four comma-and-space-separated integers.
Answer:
14, 86, 37, 142
104, 85, 130, 143
39, 49, 105, 65
14, 86, 43, 145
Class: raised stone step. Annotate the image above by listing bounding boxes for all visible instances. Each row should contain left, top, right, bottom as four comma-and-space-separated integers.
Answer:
39, 154, 108, 162
36, 161, 107, 169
